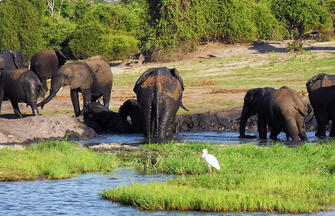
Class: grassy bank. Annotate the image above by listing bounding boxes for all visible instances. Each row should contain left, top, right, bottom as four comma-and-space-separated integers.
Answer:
0, 140, 117, 181
103, 141, 335, 213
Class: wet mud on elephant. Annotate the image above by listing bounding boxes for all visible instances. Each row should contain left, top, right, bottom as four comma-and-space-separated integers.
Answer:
306, 73, 335, 137
239, 86, 308, 141
83, 102, 133, 133
38, 59, 113, 117
133, 67, 187, 143
119, 99, 145, 134
0, 68, 44, 118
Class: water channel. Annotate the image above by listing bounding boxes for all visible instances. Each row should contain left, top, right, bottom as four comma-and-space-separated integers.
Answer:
1, 131, 334, 216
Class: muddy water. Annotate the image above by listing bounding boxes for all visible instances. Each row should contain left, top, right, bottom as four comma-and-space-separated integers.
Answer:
84, 131, 319, 145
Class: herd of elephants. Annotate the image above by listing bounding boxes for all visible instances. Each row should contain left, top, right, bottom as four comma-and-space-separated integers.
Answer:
0, 49, 334, 143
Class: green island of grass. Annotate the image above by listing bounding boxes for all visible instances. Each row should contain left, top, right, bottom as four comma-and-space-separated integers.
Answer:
0, 140, 117, 181
102, 142, 335, 214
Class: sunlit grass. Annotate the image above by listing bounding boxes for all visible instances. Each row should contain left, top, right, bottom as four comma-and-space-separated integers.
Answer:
103, 141, 335, 213
0, 140, 117, 181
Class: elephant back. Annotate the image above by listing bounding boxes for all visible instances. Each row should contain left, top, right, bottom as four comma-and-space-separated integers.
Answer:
85, 59, 113, 87
134, 67, 183, 101
306, 73, 335, 92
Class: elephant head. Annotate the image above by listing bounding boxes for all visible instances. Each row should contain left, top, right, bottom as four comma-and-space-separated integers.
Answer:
119, 99, 145, 133
239, 87, 275, 138
0, 50, 29, 70
38, 62, 93, 110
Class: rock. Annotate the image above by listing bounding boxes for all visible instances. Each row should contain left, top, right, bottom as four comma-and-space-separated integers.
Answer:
0, 114, 96, 145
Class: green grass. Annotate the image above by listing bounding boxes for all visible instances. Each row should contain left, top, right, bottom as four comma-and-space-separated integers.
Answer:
0, 140, 118, 181
102, 141, 335, 213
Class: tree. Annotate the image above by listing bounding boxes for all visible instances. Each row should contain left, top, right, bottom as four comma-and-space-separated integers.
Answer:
271, 0, 331, 39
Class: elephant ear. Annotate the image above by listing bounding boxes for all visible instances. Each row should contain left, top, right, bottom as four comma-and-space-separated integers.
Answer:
13, 50, 28, 68
55, 50, 67, 66
170, 68, 184, 90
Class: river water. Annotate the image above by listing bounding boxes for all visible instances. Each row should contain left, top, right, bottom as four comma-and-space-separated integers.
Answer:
83, 131, 319, 145
1, 132, 333, 215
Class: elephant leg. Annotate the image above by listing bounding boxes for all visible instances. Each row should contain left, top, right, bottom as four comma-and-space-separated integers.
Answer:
258, 114, 267, 139
25, 85, 40, 116
102, 85, 112, 109
81, 89, 92, 111
270, 128, 281, 140
41, 79, 48, 92
70, 89, 81, 117
0, 87, 4, 113
142, 104, 153, 143
10, 100, 23, 118
315, 115, 326, 138
329, 122, 335, 137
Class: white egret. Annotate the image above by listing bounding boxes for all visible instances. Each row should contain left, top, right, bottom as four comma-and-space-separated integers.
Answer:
198, 149, 220, 176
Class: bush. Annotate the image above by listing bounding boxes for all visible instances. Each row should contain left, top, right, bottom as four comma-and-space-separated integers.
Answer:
98, 32, 139, 61
69, 21, 107, 59
0, 0, 46, 57
271, 0, 332, 39
42, 17, 76, 50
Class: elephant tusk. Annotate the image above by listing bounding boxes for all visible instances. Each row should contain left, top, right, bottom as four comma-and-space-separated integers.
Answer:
180, 103, 189, 111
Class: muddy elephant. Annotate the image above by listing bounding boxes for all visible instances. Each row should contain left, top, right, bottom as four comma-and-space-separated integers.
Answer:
119, 99, 145, 134
38, 59, 113, 117
133, 67, 187, 143
0, 50, 29, 70
0, 68, 44, 118
306, 73, 335, 137
239, 86, 307, 141
30, 49, 67, 92
83, 102, 132, 133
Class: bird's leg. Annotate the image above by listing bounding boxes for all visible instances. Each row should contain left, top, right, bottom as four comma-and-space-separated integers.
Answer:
210, 167, 213, 176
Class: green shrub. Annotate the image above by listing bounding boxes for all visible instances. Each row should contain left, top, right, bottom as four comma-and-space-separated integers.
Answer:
271, 0, 332, 39
98, 32, 139, 61
0, 0, 46, 57
69, 21, 108, 59
42, 17, 76, 50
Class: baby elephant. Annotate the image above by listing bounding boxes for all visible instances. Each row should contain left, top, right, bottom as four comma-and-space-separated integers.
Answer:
239, 86, 307, 141
0, 68, 44, 118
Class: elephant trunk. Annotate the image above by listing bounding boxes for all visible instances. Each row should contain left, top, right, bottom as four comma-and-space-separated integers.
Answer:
37, 74, 63, 108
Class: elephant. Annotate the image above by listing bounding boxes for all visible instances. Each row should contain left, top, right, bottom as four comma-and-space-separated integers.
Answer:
119, 99, 145, 134
239, 86, 308, 141
83, 102, 133, 133
37, 59, 113, 117
306, 73, 335, 137
133, 67, 187, 143
0, 68, 44, 118
0, 50, 29, 70
30, 49, 67, 92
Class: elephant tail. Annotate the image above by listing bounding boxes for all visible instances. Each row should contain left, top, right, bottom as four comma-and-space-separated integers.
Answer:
180, 102, 189, 111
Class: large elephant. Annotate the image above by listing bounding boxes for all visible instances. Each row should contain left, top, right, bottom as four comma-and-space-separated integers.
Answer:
37, 59, 113, 117
239, 86, 307, 141
0, 68, 44, 118
83, 102, 133, 133
0, 50, 29, 70
306, 73, 335, 137
30, 49, 67, 92
133, 67, 187, 143
119, 99, 145, 134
